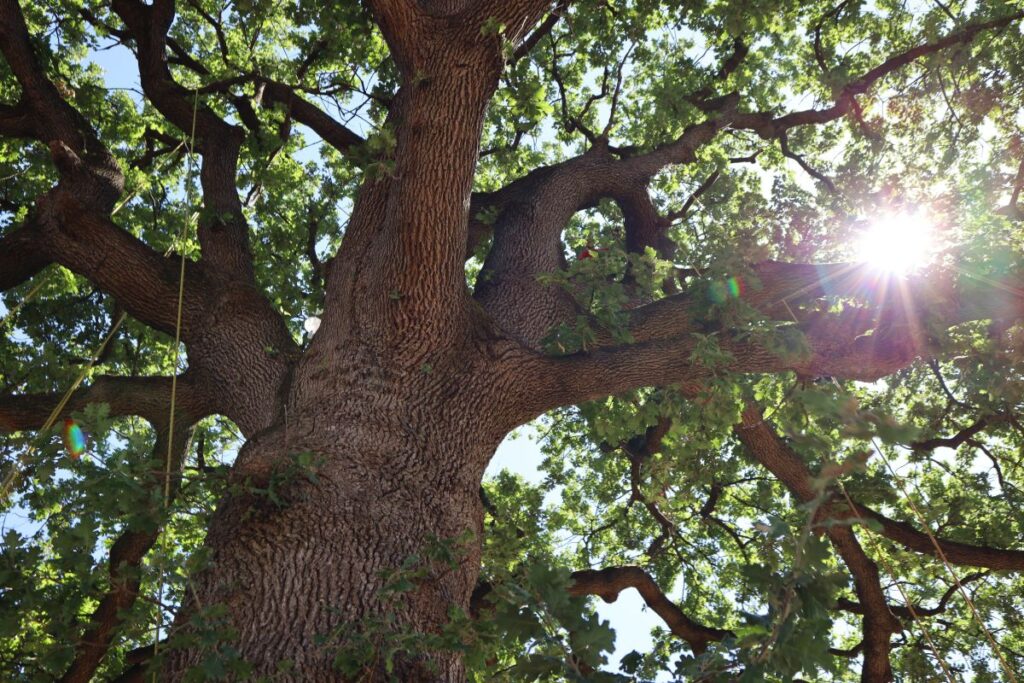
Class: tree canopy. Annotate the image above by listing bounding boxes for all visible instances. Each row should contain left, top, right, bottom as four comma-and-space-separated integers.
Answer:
2, 0, 1024, 681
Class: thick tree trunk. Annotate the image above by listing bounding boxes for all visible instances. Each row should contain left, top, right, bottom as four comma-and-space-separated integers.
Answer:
164, 14, 527, 680
168, 424, 489, 680
165, 338, 523, 681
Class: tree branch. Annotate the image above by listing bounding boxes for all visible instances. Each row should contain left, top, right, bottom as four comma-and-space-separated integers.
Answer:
778, 132, 837, 193
568, 566, 732, 655
461, 1, 562, 47
317, 2, 559, 356
363, 0, 429, 74
736, 404, 900, 680
0, 219, 49, 291
729, 11, 1024, 140
112, 0, 255, 281
616, 185, 671, 257
524, 259, 1024, 413
854, 505, 1024, 570
0, 370, 213, 682
0, 99, 36, 139
617, 419, 676, 550
0, 375, 208, 432
663, 170, 721, 224
257, 79, 365, 153
33, 193, 210, 340
688, 36, 749, 103
0, 1, 224, 340
733, 404, 1024, 571
0, 0, 124, 210
475, 120, 729, 346
510, 1, 566, 64
58, 423, 195, 683
836, 572, 989, 621
473, 11, 1024, 352
911, 417, 991, 452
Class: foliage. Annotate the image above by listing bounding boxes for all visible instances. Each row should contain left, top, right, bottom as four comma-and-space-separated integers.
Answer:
3, 0, 1024, 681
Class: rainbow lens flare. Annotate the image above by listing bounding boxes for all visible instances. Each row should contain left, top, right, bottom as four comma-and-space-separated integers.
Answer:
62, 419, 86, 459
708, 276, 744, 304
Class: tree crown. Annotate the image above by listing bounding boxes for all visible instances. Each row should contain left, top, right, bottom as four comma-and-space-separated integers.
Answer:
2, 0, 1024, 680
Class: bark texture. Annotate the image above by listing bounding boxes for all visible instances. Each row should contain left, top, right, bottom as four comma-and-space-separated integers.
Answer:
3, 2, 1024, 681
160, 4, 554, 678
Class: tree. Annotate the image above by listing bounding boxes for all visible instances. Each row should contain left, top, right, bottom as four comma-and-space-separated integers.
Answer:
2, 0, 1024, 680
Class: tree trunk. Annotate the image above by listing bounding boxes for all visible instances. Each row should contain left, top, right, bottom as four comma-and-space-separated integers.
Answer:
165, 339, 521, 681
164, 15, 525, 681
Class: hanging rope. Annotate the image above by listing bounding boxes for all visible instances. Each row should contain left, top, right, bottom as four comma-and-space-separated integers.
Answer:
0, 136, 192, 502
0, 277, 46, 331
152, 88, 200, 676
0, 310, 128, 502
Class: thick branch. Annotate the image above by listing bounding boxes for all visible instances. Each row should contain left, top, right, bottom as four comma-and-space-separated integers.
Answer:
112, 0, 254, 281
0, 1, 221, 340
616, 185, 671, 257
525, 258, 1024, 412
733, 405, 1024, 571
475, 122, 728, 346
0, 99, 36, 139
1, 220, 293, 436
0, 220, 49, 291
34, 190, 209, 339
854, 506, 1024, 570
568, 566, 732, 655
0, 0, 124, 209
0, 375, 207, 433
258, 80, 365, 153
736, 404, 899, 681
319, 9, 521, 356
364, 0, 429, 74
475, 11, 1023, 350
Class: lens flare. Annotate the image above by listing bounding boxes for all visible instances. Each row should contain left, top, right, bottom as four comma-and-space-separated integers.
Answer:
62, 419, 86, 459
856, 209, 935, 273
709, 276, 744, 304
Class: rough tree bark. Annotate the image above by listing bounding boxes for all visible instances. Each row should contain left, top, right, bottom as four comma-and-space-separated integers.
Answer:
3, 1, 1024, 681
170, 344, 529, 679
163, 2, 559, 679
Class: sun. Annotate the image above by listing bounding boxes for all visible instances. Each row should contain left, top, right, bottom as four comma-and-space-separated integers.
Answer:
855, 209, 936, 274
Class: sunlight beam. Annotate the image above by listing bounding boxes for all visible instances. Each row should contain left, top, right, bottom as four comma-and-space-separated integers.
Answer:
856, 209, 936, 274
